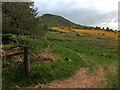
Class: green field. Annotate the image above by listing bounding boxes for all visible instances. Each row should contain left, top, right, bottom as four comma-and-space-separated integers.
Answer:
2, 31, 118, 88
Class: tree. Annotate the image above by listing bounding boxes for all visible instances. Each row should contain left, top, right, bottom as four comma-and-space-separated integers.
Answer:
106, 27, 109, 31
95, 26, 101, 30
109, 29, 113, 32
102, 27, 105, 30
2, 2, 38, 35
43, 24, 48, 32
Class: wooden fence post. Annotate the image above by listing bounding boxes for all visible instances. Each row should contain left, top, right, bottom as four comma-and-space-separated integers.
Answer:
24, 46, 30, 77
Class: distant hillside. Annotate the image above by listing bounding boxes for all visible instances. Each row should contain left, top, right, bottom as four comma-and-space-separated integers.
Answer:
38, 14, 115, 31
39, 14, 76, 27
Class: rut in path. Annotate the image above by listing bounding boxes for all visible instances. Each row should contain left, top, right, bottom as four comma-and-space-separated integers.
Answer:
65, 48, 86, 61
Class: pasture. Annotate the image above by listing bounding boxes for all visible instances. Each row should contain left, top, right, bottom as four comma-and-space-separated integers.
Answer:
2, 30, 118, 88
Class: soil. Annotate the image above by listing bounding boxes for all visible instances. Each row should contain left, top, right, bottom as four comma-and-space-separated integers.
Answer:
34, 66, 108, 88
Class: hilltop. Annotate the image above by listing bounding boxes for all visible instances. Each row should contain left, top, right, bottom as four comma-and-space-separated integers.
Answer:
39, 14, 76, 27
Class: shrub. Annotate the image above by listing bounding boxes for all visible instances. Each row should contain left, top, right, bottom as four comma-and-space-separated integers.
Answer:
2, 34, 31, 47
102, 33, 105, 35
2, 34, 16, 44
76, 33, 80, 36
16, 36, 31, 46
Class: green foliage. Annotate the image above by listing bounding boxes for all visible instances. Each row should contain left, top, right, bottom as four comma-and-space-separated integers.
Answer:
15, 36, 32, 46
49, 28, 59, 32
31, 59, 81, 84
107, 73, 118, 88
2, 2, 39, 35
106, 27, 109, 31
43, 24, 48, 32
95, 26, 101, 30
76, 33, 80, 36
2, 34, 32, 46
2, 34, 14, 44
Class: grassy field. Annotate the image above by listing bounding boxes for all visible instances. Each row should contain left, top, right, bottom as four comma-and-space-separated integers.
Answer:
51, 27, 119, 41
45, 31, 118, 87
2, 30, 118, 88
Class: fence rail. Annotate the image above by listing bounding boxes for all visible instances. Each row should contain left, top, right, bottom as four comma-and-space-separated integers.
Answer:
6, 45, 30, 77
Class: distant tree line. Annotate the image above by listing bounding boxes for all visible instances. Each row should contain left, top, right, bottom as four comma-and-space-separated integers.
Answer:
72, 24, 115, 32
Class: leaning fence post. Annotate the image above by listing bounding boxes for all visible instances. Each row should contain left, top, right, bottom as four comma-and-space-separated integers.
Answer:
24, 46, 30, 77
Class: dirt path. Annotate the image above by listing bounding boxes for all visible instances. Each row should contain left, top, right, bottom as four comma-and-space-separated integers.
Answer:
32, 47, 108, 88
35, 66, 108, 88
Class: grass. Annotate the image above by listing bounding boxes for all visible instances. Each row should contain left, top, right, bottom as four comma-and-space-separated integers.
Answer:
75, 29, 119, 41
50, 27, 119, 41
45, 31, 118, 88
2, 31, 118, 88
2, 33, 86, 87
3, 51, 85, 87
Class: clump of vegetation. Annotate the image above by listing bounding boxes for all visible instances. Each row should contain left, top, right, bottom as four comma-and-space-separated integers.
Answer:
76, 33, 80, 36
2, 34, 15, 44
102, 33, 105, 35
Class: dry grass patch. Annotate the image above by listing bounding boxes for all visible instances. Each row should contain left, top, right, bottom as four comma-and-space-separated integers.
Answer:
37, 48, 58, 63
74, 29, 119, 41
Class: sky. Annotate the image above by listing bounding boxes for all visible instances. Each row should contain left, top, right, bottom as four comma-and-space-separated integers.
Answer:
33, 0, 119, 30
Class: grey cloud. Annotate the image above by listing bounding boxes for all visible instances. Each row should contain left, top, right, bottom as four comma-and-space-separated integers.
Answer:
35, 2, 117, 28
